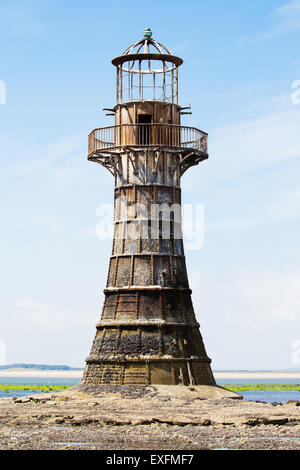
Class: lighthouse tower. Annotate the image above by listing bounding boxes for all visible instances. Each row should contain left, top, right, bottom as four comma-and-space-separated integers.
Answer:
83, 29, 215, 386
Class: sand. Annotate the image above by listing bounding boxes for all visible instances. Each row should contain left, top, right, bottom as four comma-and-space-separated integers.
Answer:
1, 370, 300, 380
0, 370, 83, 378
214, 372, 300, 380
0, 384, 300, 450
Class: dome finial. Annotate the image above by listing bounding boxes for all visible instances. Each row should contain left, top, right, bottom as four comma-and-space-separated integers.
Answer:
143, 27, 152, 38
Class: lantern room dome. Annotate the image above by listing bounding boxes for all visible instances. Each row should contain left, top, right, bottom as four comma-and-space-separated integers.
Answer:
121, 28, 173, 57
112, 28, 183, 74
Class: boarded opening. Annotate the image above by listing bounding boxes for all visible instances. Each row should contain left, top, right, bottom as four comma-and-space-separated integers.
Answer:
150, 362, 174, 385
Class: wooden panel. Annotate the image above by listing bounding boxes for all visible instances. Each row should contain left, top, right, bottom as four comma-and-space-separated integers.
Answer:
154, 255, 171, 286
133, 256, 151, 286
116, 293, 137, 320
107, 258, 117, 287
115, 256, 131, 287
124, 221, 139, 254
123, 363, 147, 384
150, 363, 174, 385
139, 293, 160, 320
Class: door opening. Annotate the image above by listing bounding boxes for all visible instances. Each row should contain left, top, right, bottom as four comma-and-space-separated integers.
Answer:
138, 114, 152, 145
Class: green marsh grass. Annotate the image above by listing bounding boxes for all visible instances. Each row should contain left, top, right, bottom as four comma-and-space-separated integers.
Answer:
221, 384, 300, 392
1, 384, 300, 394
0, 384, 71, 393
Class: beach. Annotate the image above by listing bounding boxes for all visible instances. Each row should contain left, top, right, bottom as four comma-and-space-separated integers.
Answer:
215, 372, 300, 380
1, 370, 300, 380
1, 372, 300, 450
0, 370, 84, 378
0, 384, 300, 450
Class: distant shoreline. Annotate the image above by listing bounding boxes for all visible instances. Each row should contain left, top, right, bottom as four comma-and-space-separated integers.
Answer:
214, 372, 300, 379
0, 370, 84, 378
0, 370, 300, 379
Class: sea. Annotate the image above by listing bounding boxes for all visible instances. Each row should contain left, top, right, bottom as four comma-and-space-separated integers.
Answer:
1, 377, 300, 403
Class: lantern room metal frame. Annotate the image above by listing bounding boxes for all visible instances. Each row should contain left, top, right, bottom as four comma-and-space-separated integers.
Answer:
113, 32, 182, 104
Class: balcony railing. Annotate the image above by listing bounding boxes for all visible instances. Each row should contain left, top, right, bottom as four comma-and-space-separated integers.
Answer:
88, 124, 208, 156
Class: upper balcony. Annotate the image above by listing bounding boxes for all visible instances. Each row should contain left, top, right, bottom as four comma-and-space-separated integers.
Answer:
88, 123, 208, 158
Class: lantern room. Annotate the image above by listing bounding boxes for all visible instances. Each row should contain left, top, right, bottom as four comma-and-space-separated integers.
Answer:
112, 28, 182, 105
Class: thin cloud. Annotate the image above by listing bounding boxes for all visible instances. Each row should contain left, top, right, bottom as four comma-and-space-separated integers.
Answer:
211, 102, 300, 173
186, 91, 300, 189
190, 268, 300, 325
206, 189, 300, 232
0, 0, 48, 37
0, 134, 85, 177
11, 299, 91, 330
183, 90, 300, 232
237, 269, 300, 323
236, 0, 300, 47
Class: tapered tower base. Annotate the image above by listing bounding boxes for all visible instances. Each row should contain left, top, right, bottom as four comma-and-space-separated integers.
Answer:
83, 286, 215, 386
83, 288, 215, 386
83, 360, 215, 386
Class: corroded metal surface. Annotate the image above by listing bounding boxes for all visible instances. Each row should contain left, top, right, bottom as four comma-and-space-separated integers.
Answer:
83, 32, 215, 386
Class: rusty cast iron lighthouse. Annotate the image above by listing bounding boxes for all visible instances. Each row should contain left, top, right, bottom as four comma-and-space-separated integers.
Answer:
82, 29, 215, 386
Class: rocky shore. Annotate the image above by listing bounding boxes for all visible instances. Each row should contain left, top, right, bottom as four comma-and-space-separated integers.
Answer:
0, 385, 300, 450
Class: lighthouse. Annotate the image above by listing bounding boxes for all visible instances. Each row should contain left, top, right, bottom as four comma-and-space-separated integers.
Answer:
82, 29, 215, 386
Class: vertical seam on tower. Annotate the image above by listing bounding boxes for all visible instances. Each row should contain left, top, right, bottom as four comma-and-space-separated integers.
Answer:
114, 257, 119, 287
130, 255, 134, 286
136, 291, 139, 320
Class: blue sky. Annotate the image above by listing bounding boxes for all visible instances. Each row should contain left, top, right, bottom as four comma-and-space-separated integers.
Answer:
1, 0, 300, 369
